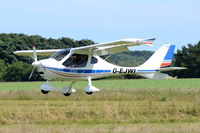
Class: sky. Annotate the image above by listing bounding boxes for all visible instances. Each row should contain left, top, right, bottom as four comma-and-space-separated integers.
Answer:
0, 0, 200, 51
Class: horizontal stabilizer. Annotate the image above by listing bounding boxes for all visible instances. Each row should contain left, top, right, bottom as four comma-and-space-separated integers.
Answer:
138, 72, 169, 80
158, 67, 187, 72
138, 67, 186, 80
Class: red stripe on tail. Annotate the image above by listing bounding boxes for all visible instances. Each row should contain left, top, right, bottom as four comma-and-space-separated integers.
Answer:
160, 63, 171, 67
144, 42, 153, 44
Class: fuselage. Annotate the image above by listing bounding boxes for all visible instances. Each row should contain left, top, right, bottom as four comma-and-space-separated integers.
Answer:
37, 56, 138, 81
33, 48, 159, 81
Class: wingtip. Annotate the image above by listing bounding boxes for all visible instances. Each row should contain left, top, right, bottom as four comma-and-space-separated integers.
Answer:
13, 51, 19, 55
144, 38, 156, 42
143, 38, 156, 46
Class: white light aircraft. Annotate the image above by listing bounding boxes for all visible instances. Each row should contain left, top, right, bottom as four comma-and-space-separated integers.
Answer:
14, 38, 185, 96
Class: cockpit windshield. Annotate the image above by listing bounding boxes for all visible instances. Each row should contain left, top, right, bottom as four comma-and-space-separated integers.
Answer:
51, 48, 71, 61
62, 54, 88, 68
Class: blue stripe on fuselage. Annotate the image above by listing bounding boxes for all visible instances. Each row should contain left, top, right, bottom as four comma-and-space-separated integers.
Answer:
44, 67, 160, 74
44, 67, 111, 73
164, 45, 175, 60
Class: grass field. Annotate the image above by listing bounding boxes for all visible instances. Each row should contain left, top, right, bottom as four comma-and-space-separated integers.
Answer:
0, 78, 200, 133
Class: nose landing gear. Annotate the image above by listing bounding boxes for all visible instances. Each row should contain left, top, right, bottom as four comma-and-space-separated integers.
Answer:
61, 81, 76, 96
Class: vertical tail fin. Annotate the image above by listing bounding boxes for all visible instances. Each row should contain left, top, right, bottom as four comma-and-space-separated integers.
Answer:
136, 44, 186, 80
139, 44, 175, 69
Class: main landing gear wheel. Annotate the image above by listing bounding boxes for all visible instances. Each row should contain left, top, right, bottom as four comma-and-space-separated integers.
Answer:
86, 92, 93, 95
63, 93, 71, 96
41, 90, 49, 94
84, 77, 99, 95
40, 81, 55, 95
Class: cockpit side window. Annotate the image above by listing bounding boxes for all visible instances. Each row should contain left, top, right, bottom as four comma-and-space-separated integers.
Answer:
63, 54, 88, 68
91, 56, 98, 64
51, 49, 70, 61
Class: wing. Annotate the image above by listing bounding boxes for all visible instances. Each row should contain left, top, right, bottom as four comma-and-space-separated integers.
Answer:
71, 38, 156, 56
14, 38, 155, 56
14, 49, 62, 56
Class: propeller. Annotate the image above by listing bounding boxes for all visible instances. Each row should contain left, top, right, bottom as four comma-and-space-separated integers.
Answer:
29, 44, 39, 79
32, 44, 37, 62
29, 67, 35, 79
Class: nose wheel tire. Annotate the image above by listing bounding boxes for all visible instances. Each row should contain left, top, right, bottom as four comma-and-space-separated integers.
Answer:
41, 90, 49, 94
86, 92, 93, 95
63, 93, 71, 96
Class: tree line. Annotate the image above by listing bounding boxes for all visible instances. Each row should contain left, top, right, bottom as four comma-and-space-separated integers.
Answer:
0, 33, 199, 81
0, 33, 94, 81
173, 42, 200, 78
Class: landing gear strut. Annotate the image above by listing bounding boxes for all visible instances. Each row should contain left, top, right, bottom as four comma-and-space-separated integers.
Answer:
84, 77, 99, 95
